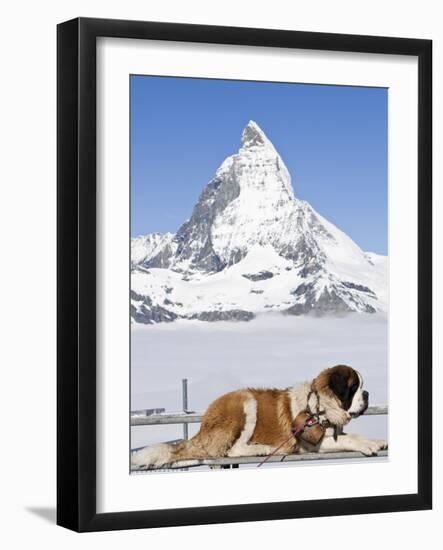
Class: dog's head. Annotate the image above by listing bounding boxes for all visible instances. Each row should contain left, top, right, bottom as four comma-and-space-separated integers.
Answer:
314, 365, 369, 419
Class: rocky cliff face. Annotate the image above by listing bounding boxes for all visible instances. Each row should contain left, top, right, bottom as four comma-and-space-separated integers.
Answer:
131, 121, 387, 324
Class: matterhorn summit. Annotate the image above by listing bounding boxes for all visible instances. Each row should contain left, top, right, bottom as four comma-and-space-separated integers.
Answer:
131, 121, 387, 324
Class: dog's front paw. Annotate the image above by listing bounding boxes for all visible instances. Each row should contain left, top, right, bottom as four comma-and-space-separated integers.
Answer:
356, 439, 388, 456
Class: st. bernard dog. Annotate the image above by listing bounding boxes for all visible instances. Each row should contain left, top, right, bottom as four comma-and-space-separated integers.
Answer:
132, 365, 387, 469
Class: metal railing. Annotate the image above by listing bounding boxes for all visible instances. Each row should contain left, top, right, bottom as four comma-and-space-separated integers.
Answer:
131, 404, 388, 427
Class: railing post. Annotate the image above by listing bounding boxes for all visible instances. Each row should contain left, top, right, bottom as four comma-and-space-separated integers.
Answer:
182, 378, 188, 440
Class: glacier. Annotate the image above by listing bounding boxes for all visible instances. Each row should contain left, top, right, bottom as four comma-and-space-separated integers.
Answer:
131, 120, 387, 324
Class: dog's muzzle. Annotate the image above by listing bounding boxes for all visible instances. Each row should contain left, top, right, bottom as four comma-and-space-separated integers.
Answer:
350, 390, 369, 418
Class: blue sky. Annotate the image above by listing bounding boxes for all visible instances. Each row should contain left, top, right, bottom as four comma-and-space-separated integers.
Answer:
131, 76, 387, 254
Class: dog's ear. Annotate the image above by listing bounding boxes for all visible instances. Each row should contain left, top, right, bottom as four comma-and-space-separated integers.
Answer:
329, 368, 351, 404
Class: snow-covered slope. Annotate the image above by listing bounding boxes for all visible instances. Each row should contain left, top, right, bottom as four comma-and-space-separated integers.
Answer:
131, 233, 173, 268
131, 121, 387, 324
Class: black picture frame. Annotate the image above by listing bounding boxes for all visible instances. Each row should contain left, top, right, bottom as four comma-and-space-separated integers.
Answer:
57, 17, 432, 532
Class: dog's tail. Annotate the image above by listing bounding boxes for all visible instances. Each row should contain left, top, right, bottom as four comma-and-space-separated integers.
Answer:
131, 438, 211, 470
131, 443, 176, 470
131, 390, 252, 470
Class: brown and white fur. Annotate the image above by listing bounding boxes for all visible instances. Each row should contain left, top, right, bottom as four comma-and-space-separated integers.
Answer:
131, 365, 387, 469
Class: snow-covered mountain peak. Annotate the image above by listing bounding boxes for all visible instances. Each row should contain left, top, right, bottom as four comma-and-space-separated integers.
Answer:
236, 121, 294, 199
241, 120, 272, 150
131, 122, 387, 323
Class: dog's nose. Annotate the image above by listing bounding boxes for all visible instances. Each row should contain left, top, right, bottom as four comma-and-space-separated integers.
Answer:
363, 390, 369, 401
